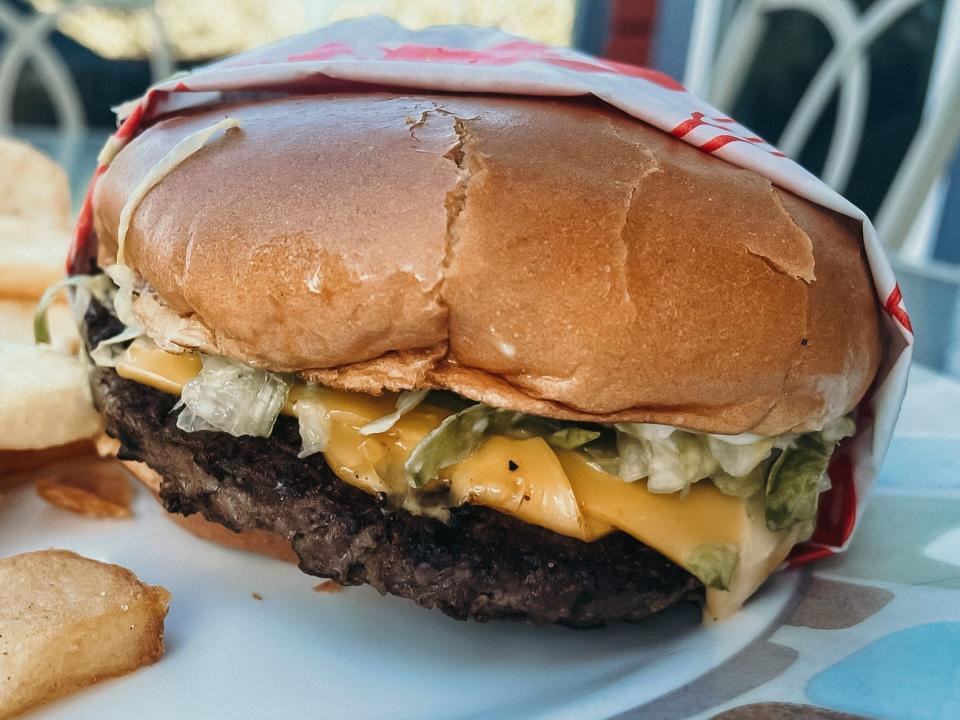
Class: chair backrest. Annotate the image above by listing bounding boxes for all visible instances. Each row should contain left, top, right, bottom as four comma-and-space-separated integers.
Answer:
0, 0, 173, 137
685, 0, 960, 258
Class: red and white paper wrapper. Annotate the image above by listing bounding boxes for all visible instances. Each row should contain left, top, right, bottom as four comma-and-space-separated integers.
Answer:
69, 17, 913, 566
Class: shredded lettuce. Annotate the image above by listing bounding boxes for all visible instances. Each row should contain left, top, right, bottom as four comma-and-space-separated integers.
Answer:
34, 273, 114, 345
707, 435, 777, 477
711, 466, 766, 499
89, 325, 144, 367
176, 354, 289, 438
763, 418, 856, 531
614, 424, 720, 493
546, 427, 601, 450
613, 430, 649, 481
764, 435, 832, 531
583, 437, 622, 476
293, 394, 330, 458
403, 403, 604, 486
685, 543, 740, 590
359, 389, 429, 436
405, 403, 491, 487
171, 404, 220, 433
103, 263, 142, 328
399, 401, 855, 508
820, 415, 857, 444
35, 270, 145, 365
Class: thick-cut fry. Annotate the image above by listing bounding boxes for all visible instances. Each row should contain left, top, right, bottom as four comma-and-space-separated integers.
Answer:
0, 550, 170, 720
0, 216, 71, 300
36, 457, 133, 518
0, 137, 70, 229
0, 297, 78, 351
0, 439, 97, 488
0, 343, 102, 452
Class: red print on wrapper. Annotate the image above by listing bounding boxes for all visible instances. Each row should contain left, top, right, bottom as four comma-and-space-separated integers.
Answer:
285, 39, 686, 90
287, 41, 356, 62
884, 284, 913, 333
380, 41, 686, 89
671, 111, 786, 157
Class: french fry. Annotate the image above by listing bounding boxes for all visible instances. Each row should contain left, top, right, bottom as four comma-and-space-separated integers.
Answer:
0, 138, 70, 229
36, 457, 133, 519
0, 343, 102, 453
0, 549, 170, 720
0, 216, 71, 301
0, 297, 78, 351
0, 439, 97, 489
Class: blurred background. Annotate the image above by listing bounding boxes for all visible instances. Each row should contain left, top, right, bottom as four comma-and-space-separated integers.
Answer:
2, 0, 958, 374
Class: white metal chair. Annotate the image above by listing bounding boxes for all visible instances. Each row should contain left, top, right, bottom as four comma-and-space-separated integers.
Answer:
0, 0, 173, 137
685, 0, 960, 259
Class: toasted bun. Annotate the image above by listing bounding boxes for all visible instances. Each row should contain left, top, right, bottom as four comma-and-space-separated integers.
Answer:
93, 94, 881, 434
123, 459, 297, 563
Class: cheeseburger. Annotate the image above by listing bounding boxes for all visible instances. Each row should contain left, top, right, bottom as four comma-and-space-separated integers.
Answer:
64, 93, 880, 625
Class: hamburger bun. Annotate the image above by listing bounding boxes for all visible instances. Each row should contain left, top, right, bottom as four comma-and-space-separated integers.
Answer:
94, 94, 881, 436
81, 91, 884, 626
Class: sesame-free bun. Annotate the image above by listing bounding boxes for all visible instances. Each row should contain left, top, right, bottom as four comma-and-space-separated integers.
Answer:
93, 94, 881, 435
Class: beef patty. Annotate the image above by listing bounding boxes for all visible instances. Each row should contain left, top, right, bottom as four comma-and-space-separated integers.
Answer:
84, 300, 702, 627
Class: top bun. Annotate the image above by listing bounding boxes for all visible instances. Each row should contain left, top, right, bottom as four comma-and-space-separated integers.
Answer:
93, 93, 881, 435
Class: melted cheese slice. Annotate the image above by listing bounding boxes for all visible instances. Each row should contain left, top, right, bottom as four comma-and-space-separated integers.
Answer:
444, 436, 613, 540
116, 340, 201, 396
115, 338, 793, 616
557, 451, 794, 618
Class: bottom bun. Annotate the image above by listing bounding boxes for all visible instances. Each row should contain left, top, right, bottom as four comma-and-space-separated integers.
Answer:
123, 456, 298, 564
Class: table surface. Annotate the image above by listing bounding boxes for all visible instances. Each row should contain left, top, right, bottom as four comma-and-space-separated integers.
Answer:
5, 127, 960, 719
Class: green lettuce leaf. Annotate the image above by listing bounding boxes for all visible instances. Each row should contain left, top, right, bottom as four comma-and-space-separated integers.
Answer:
685, 543, 740, 590
711, 464, 766, 499
292, 393, 330, 458
545, 427, 601, 450
403, 404, 603, 486
358, 389, 429, 436
177, 354, 290, 438
764, 435, 834, 531
404, 404, 492, 487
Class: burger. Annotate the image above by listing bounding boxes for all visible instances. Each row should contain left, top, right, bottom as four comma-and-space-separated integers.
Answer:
67, 93, 881, 626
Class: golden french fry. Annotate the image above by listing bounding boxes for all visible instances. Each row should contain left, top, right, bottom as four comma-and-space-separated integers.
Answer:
0, 439, 97, 489
0, 297, 78, 351
36, 457, 134, 519
0, 549, 170, 720
0, 215, 71, 301
0, 343, 102, 452
0, 137, 70, 229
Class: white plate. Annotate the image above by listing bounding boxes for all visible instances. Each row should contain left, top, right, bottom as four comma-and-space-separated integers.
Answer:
0, 480, 800, 720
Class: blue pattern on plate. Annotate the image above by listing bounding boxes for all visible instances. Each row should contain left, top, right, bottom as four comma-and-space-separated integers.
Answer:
806, 622, 960, 719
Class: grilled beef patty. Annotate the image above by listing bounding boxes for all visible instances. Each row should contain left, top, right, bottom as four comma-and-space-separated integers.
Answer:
84, 300, 702, 627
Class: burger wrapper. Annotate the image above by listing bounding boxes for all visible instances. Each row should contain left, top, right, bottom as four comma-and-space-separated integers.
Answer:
70, 17, 913, 566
